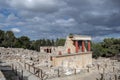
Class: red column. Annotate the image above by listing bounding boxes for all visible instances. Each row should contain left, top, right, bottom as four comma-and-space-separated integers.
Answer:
68, 48, 71, 54
88, 41, 91, 51
58, 51, 62, 55
50, 56, 52, 61
75, 41, 79, 53
82, 41, 85, 52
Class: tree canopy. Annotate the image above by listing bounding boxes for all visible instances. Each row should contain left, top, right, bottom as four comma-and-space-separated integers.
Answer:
92, 38, 120, 58
0, 30, 65, 51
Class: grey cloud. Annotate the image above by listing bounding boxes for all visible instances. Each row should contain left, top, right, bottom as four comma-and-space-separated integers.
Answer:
7, 0, 66, 13
0, 0, 120, 41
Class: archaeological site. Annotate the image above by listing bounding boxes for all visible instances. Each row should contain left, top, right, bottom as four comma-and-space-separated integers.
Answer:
0, 34, 120, 80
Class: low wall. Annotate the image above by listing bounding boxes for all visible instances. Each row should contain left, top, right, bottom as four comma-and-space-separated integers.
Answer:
52, 53, 92, 69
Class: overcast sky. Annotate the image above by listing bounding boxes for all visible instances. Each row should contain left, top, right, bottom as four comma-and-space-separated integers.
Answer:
0, 0, 120, 41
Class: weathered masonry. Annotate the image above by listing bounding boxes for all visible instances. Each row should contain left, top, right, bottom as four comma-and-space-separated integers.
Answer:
51, 35, 92, 69
40, 34, 92, 69
64, 35, 91, 53
52, 52, 92, 69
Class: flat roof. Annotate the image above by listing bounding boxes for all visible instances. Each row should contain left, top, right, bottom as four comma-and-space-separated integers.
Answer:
70, 35, 92, 40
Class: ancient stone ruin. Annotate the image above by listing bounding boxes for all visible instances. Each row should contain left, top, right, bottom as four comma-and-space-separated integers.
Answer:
0, 34, 120, 80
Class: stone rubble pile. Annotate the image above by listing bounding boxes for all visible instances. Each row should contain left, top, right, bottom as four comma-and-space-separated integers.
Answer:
88, 57, 120, 80
0, 47, 51, 67
0, 47, 120, 80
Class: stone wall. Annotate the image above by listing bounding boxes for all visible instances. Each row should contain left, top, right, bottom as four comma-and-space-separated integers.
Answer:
52, 53, 92, 69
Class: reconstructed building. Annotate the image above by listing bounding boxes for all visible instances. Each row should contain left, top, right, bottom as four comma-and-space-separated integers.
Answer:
64, 35, 91, 53
40, 34, 92, 69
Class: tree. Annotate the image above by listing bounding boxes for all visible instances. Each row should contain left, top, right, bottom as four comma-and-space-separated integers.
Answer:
92, 43, 104, 58
2, 31, 15, 47
51, 39, 55, 46
102, 38, 114, 48
13, 38, 22, 48
18, 36, 30, 49
0, 30, 5, 46
55, 38, 65, 46
92, 38, 120, 58
46, 39, 52, 46
33, 40, 41, 51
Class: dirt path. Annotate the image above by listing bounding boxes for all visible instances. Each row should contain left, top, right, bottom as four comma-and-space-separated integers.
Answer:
47, 71, 100, 80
